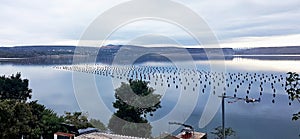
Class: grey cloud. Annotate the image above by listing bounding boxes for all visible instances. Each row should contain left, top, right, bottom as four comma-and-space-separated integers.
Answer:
187, 0, 299, 41
0, 0, 299, 47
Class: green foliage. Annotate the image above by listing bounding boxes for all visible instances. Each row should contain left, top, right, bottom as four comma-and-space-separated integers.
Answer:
0, 100, 31, 138
211, 126, 236, 139
286, 72, 300, 137
0, 72, 107, 138
90, 119, 107, 131
108, 79, 161, 138
29, 101, 66, 138
63, 112, 93, 129
286, 72, 300, 121
108, 115, 152, 138
0, 100, 65, 139
286, 72, 300, 102
0, 73, 32, 101
0, 73, 66, 138
121, 121, 152, 137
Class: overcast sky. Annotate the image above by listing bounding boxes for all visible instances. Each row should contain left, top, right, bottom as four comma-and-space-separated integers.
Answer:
0, 0, 299, 48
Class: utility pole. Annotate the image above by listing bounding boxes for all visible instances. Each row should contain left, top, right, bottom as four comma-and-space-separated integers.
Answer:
219, 95, 260, 139
222, 95, 225, 139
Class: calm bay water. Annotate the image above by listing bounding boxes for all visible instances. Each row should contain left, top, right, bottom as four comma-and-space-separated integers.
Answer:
0, 58, 299, 139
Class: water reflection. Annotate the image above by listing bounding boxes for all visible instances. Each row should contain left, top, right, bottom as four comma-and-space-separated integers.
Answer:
0, 58, 299, 138
0, 65, 80, 114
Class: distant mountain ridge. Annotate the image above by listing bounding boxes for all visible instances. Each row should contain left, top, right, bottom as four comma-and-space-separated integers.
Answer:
0, 45, 235, 58
0, 45, 299, 65
0, 45, 76, 58
235, 46, 300, 55
1, 45, 300, 57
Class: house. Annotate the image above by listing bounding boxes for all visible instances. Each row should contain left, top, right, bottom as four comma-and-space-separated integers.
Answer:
54, 132, 75, 139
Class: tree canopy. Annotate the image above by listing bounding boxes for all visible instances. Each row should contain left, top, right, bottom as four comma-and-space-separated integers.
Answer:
108, 79, 161, 138
0, 72, 32, 101
63, 112, 93, 129
0, 73, 106, 138
286, 72, 300, 120
90, 118, 107, 131
211, 126, 236, 139
0, 100, 66, 138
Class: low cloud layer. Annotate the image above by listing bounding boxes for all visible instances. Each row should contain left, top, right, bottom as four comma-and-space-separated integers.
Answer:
0, 0, 299, 48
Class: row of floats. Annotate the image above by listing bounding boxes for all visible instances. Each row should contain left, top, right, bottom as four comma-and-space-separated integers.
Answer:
55, 64, 292, 105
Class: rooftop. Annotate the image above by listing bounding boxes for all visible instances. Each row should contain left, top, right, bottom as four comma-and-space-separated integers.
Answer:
75, 132, 147, 139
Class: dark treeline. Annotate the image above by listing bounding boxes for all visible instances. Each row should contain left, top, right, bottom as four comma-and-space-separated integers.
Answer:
1, 45, 300, 65
235, 46, 300, 55
0, 46, 76, 58
0, 73, 106, 139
